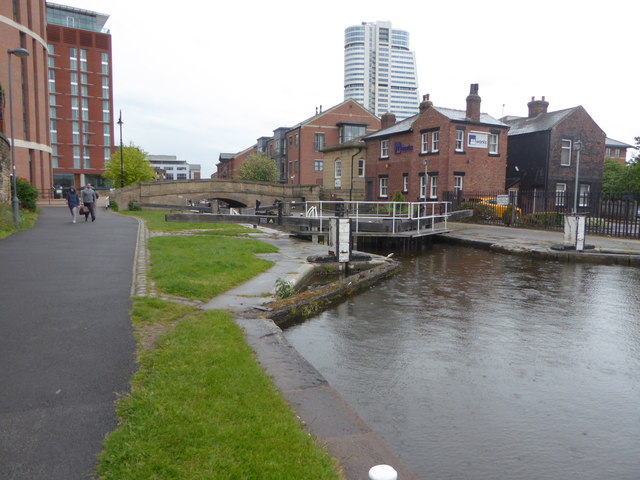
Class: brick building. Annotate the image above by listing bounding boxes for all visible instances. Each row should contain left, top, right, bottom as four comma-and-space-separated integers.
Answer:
503, 97, 606, 210
282, 100, 380, 185
46, 2, 114, 191
363, 84, 509, 201
217, 99, 380, 186
605, 137, 634, 166
1, 0, 53, 195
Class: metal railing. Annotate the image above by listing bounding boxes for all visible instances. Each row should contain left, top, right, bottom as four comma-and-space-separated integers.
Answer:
300, 200, 450, 234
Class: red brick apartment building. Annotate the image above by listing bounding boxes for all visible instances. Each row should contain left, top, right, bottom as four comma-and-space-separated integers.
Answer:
363, 84, 509, 201
46, 2, 113, 191
1, 0, 53, 194
217, 99, 380, 185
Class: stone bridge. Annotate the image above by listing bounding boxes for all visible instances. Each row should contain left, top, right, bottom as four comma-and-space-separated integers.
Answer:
109, 179, 322, 210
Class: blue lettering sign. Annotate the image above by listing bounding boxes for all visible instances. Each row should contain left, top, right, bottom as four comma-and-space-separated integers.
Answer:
394, 142, 414, 154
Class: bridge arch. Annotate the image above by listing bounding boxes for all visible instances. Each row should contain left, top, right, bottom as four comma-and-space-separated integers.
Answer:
110, 179, 321, 210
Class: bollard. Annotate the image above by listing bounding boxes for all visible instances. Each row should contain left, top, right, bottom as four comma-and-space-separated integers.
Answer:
369, 464, 398, 480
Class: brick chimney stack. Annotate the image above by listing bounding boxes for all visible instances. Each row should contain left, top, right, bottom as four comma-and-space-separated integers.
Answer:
465, 84, 481, 122
419, 93, 433, 114
527, 96, 549, 118
381, 112, 397, 129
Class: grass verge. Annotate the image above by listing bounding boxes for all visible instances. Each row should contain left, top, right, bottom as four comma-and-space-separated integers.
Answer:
149, 235, 277, 300
96, 298, 339, 480
0, 205, 38, 239
119, 210, 255, 235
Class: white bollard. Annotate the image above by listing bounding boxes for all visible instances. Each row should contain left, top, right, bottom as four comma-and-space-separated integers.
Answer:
369, 464, 398, 480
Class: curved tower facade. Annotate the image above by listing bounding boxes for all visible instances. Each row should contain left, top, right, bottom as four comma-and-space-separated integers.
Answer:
0, 0, 53, 194
344, 21, 420, 120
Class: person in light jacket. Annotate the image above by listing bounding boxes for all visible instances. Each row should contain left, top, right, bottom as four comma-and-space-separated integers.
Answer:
81, 183, 98, 222
67, 187, 80, 223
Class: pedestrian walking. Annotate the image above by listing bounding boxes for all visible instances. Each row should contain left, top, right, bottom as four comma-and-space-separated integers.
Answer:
67, 186, 80, 223
81, 183, 98, 222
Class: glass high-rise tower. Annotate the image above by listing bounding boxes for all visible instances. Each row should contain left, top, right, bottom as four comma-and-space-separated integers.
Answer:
344, 21, 420, 120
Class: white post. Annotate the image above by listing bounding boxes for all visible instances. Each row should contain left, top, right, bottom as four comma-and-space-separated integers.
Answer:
369, 464, 398, 480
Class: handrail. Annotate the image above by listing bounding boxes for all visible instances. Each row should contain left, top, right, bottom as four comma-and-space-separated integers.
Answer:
304, 200, 450, 234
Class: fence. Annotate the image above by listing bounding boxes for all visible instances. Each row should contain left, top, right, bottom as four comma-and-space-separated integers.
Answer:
444, 190, 640, 239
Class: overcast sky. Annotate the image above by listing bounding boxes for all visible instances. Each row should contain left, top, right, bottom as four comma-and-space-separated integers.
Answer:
60, 0, 638, 177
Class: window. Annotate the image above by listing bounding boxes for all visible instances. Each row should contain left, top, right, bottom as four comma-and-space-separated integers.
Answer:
561, 139, 572, 166
73, 146, 81, 169
48, 69, 55, 93
314, 133, 325, 152
381, 139, 389, 158
403, 174, 409, 193
72, 122, 80, 144
555, 183, 566, 207
430, 176, 438, 199
69, 47, 77, 70
340, 124, 366, 143
102, 76, 110, 99
454, 175, 463, 193
295, 134, 299, 145
104, 148, 111, 162
314, 160, 323, 172
358, 158, 365, 177
432, 131, 439, 152
103, 124, 111, 147
50, 119, 58, 144
419, 174, 426, 199
335, 160, 342, 178
579, 184, 590, 207
489, 134, 499, 154
81, 98, 89, 121
614, 148, 621, 158
103, 100, 110, 122
606, 147, 611, 157
83, 147, 91, 168
421, 133, 428, 153
379, 177, 388, 197
101, 52, 109, 74
79, 49, 87, 72
455, 130, 464, 152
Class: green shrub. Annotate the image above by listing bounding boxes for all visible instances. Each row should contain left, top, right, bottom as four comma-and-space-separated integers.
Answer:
520, 211, 563, 227
109, 200, 119, 212
127, 200, 141, 211
275, 278, 294, 299
16, 178, 39, 211
502, 205, 519, 226
457, 201, 496, 218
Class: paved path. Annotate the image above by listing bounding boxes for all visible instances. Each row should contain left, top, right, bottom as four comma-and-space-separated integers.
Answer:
0, 206, 139, 480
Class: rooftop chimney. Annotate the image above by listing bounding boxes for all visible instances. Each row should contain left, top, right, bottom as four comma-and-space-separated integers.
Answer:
381, 112, 397, 129
465, 84, 481, 122
419, 93, 433, 114
527, 96, 549, 118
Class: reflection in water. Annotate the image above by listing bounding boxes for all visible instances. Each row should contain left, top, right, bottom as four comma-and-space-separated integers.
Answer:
284, 245, 640, 480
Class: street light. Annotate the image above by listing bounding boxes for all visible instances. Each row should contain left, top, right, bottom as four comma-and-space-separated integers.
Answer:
7, 47, 30, 228
117, 110, 124, 188
572, 140, 582, 214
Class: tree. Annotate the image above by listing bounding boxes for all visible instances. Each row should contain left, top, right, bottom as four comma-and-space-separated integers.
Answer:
236, 153, 279, 183
602, 136, 640, 195
103, 142, 155, 187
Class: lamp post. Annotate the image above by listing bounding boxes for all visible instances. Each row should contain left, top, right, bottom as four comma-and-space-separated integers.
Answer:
572, 140, 582, 214
7, 47, 30, 228
117, 110, 124, 188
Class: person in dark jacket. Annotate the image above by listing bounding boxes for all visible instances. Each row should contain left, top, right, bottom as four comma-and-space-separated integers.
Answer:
67, 186, 80, 223
80, 183, 98, 222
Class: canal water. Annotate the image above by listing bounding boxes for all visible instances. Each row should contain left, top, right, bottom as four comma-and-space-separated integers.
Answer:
283, 244, 640, 480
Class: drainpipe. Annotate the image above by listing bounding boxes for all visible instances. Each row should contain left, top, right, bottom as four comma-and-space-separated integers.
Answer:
350, 146, 363, 202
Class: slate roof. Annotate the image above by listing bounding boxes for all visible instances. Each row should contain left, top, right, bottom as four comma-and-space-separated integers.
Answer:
502, 107, 578, 136
364, 106, 507, 140
605, 137, 635, 149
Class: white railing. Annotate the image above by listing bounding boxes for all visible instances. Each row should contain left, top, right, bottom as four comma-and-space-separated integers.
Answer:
302, 200, 450, 234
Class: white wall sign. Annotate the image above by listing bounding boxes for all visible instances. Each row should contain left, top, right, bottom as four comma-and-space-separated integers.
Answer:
468, 132, 488, 148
